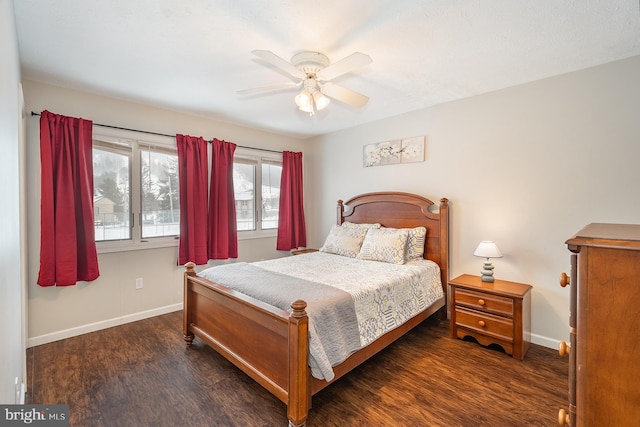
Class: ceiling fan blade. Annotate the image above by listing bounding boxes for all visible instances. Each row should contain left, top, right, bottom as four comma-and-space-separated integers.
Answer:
321, 82, 369, 108
237, 81, 301, 96
251, 50, 306, 80
316, 52, 372, 81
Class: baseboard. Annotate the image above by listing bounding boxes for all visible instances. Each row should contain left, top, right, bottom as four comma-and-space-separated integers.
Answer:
530, 333, 559, 350
27, 303, 183, 348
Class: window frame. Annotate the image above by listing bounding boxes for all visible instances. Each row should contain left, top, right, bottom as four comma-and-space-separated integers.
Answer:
92, 131, 283, 252
93, 131, 179, 254
233, 146, 283, 241
92, 138, 132, 244
139, 143, 180, 240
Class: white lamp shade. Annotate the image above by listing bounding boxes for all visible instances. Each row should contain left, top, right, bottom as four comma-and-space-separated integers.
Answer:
313, 91, 330, 110
295, 90, 312, 110
473, 241, 503, 259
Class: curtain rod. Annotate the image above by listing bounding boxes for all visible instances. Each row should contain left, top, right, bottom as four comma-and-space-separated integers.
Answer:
30, 111, 283, 154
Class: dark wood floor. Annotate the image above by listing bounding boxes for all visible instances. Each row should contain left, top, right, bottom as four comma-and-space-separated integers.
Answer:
27, 311, 567, 426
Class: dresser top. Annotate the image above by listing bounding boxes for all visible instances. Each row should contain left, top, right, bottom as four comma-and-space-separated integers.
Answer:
449, 274, 532, 297
567, 223, 640, 250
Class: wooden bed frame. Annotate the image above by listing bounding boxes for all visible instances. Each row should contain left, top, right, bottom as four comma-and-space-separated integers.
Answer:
182, 192, 449, 426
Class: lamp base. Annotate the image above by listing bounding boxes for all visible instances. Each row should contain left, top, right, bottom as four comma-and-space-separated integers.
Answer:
480, 261, 495, 283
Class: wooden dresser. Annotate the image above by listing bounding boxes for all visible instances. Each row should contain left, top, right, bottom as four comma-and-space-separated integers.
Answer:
559, 223, 640, 426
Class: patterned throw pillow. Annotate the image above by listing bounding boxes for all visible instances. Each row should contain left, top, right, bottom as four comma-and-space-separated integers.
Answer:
319, 225, 369, 258
406, 226, 427, 260
341, 222, 382, 230
356, 227, 410, 265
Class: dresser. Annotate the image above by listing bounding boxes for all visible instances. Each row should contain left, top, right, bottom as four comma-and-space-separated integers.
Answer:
559, 223, 640, 426
449, 274, 532, 360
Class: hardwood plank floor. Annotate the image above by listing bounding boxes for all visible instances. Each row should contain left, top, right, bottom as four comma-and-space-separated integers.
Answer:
27, 311, 567, 426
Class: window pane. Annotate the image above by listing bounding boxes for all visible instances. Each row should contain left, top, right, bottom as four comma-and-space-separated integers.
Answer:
261, 161, 281, 229
93, 147, 131, 241
141, 148, 180, 238
234, 162, 255, 231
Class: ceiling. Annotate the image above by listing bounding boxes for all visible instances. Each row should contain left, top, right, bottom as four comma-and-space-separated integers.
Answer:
13, 1, 640, 139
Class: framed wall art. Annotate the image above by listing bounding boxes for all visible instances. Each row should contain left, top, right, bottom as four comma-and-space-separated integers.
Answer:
363, 136, 425, 167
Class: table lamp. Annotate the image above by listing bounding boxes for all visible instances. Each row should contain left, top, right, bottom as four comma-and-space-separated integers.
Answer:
473, 241, 503, 283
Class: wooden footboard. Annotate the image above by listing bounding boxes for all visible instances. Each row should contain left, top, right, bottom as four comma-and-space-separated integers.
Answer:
183, 262, 310, 426
184, 262, 444, 426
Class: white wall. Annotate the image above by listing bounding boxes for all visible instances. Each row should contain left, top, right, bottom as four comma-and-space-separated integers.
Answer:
0, 0, 27, 403
23, 80, 305, 345
305, 55, 640, 348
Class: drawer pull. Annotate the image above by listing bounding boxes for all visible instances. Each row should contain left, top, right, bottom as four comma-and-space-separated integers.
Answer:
558, 408, 570, 425
558, 341, 571, 356
478, 320, 486, 327
478, 299, 486, 306
559, 272, 570, 288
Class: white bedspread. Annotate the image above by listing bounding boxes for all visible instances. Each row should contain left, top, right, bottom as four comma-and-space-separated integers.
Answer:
253, 251, 443, 349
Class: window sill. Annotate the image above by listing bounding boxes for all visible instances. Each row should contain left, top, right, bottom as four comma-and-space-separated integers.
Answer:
97, 238, 179, 254
237, 230, 278, 240
96, 231, 277, 254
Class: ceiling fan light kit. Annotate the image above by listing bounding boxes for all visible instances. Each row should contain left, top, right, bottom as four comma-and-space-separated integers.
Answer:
294, 89, 329, 116
239, 49, 372, 116
294, 76, 331, 116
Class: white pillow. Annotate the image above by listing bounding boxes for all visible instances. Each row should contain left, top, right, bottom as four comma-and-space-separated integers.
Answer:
319, 225, 368, 258
406, 226, 427, 260
356, 227, 410, 265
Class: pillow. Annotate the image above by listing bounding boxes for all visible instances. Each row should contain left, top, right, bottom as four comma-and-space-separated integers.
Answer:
356, 227, 410, 265
406, 226, 427, 260
341, 221, 382, 230
319, 225, 369, 258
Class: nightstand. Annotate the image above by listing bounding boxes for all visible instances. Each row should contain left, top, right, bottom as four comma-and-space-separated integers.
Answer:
290, 248, 318, 255
449, 274, 532, 360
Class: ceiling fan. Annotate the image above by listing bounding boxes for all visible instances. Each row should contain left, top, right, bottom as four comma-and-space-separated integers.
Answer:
238, 50, 372, 115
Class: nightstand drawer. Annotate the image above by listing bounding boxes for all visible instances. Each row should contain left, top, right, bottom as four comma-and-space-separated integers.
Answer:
455, 306, 514, 343
454, 288, 514, 317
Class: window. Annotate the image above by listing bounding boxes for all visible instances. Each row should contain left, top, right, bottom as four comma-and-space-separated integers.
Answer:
93, 135, 179, 252
92, 132, 280, 250
93, 140, 131, 241
233, 159, 255, 231
140, 145, 180, 238
233, 151, 282, 236
261, 159, 281, 230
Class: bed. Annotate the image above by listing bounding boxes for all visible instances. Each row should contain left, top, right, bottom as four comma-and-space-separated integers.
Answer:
182, 192, 450, 426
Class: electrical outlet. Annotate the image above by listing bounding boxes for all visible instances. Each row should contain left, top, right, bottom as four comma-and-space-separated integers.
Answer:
135, 278, 143, 289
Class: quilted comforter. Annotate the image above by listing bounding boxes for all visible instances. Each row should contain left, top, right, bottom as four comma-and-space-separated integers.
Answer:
199, 251, 443, 381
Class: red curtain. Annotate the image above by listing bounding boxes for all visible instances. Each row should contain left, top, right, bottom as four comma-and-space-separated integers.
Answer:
38, 110, 99, 286
176, 134, 210, 265
276, 151, 307, 250
208, 139, 238, 259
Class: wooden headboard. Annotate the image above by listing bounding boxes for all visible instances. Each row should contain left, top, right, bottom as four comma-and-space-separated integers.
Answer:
336, 192, 450, 286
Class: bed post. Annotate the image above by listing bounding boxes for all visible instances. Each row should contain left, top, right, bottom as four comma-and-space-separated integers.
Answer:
288, 300, 310, 427
183, 262, 196, 345
336, 200, 344, 225
439, 198, 450, 285
438, 198, 450, 320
